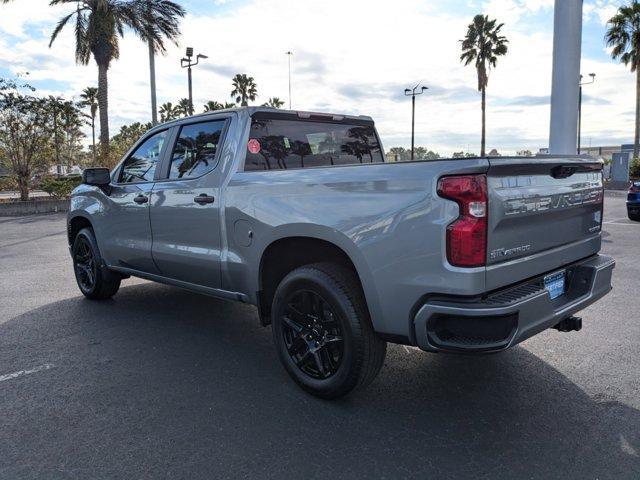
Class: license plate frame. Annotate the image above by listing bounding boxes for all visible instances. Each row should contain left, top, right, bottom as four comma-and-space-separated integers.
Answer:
544, 270, 566, 300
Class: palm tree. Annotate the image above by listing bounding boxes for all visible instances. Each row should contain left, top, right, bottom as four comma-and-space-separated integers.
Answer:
139, 0, 184, 125
203, 101, 236, 112
159, 102, 178, 122
606, 1, 640, 158
49, 0, 186, 163
231, 74, 258, 106
203, 101, 224, 112
460, 14, 508, 157
176, 98, 191, 117
80, 86, 98, 162
263, 97, 284, 108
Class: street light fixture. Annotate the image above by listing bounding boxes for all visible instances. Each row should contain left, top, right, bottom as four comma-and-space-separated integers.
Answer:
578, 72, 596, 154
404, 83, 428, 161
181, 47, 208, 116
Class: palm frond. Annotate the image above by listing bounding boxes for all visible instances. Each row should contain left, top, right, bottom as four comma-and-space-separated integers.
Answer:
49, 10, 77, 47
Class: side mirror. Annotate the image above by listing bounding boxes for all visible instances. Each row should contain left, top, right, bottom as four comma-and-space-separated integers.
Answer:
82, 167, 111, 186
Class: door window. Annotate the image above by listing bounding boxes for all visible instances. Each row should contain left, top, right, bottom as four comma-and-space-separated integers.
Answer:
119, 130, 167, 183
168, 120, 226, 179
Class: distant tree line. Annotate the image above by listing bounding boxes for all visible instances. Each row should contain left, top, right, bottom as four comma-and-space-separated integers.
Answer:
387, 147, 441, 161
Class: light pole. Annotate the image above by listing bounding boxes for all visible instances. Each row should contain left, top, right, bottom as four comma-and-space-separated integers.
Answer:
578, 72, 596, 154
286, 51, 293, 109
404, 83, 428, 160
181, 47, 208, 116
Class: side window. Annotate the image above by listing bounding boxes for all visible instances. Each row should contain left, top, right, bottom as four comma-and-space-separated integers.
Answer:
168, 120, 226, 179
244, 118, 384, 171
119, 130, 167, 183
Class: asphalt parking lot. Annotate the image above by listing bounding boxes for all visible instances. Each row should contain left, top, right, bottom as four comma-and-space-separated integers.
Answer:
0, 193, 638, 479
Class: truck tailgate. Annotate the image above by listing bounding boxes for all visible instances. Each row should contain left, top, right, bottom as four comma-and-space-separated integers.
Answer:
485, 156, 603, 291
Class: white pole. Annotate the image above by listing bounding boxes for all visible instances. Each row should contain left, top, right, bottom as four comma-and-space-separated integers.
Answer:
549, 0, 583, 155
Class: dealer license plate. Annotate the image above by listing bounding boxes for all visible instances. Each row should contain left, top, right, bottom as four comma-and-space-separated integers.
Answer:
544, 270, 566, 300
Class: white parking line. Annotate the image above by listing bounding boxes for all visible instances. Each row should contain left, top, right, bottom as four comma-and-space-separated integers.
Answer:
0, 364, 54, 383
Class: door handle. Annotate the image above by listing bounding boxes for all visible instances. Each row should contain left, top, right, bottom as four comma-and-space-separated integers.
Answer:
194, 193, 215, 205
133, 194, 148, 204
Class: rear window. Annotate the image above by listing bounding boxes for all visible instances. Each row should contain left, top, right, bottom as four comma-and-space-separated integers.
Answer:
243, 117, 384, 171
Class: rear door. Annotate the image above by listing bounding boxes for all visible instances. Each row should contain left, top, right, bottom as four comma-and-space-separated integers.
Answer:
485, 156, 603, 290
149, 117, 229, 289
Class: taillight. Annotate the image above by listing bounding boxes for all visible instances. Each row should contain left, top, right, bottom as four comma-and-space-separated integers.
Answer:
437, 174, 488, 267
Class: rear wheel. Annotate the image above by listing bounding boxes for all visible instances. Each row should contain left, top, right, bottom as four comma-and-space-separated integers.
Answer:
72, 228, 120, 300
628, 211, 640, 222
271, 262, 386, 399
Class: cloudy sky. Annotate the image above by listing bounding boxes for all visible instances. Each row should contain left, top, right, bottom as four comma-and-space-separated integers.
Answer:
0, 0, 632, 155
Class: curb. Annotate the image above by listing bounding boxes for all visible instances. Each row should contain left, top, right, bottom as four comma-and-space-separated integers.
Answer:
0, 198, 70, 216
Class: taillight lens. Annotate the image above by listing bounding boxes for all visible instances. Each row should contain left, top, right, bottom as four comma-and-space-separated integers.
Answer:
437, 174, 488, 267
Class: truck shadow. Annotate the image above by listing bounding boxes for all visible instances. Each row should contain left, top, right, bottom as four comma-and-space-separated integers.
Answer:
1, 282, 639, 479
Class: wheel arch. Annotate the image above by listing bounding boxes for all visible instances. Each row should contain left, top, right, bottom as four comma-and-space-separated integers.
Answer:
67, 213, 94, 248
255, 227, 381, 330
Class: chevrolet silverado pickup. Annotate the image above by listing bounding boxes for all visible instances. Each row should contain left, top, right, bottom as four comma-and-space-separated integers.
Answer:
68, 107, 615, 398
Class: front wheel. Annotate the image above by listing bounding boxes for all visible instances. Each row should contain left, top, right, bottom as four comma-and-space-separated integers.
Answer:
628, 211, 640, 222
271, 263, 386, 399
72, 227, 121, 300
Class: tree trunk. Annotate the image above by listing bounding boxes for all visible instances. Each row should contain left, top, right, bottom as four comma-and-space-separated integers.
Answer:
148, 41, 158, 125
635, 67, 640, 159
18, 174, 29, 201
53, 105, 60, 175
91, 116, 96, 164
481, 86, 486, 157
97, 62, 110, 164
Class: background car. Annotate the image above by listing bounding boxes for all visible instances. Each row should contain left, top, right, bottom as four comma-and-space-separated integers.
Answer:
627, 181, 640, 221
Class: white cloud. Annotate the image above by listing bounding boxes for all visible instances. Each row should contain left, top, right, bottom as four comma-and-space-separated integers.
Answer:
0, 0, 635, 155
584, 0, 620, 26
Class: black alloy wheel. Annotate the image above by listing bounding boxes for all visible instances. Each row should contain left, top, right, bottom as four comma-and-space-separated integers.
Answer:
281, 290, 344, 379
271, 263, 387, 399
71, 227, 121, 300
74, 236, 96, 292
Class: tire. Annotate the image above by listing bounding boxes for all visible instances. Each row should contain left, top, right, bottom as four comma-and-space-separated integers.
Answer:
72, 227, 121, 300
271, 262, 386, 399
628, 212, 640, 222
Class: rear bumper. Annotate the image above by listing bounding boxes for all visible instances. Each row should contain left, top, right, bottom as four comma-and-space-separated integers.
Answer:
413, 254, 615, 353
627, 197, 640, 215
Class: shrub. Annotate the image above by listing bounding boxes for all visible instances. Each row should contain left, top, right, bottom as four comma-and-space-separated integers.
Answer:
40, 175, 82, 198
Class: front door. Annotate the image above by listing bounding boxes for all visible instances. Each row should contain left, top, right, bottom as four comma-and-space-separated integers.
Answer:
100, 128, 169, 274
149, 118, 228, 289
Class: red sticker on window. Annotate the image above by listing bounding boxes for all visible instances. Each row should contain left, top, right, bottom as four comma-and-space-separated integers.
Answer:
247, 138, 261, 154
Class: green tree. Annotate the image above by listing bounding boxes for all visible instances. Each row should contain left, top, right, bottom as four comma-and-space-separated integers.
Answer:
107, 121, 152, 167
49, 0, 186, 163
203, 101, 235, 112
0, 79, 53, 200
263, 97, 284, 108
159, 102, 179, 122
80, 86, 99, 163
606, 1, 640, 158
388, 146, 409, 161
630, 157, 640, 178
460, 14, 509, 157
203, 101, 224, 112
59, 100, 85, 170
175, 98, 191, 117
231, 74, 258, 106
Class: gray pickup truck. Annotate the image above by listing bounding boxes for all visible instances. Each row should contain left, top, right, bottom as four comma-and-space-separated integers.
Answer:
68, 107, 615, 398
